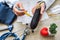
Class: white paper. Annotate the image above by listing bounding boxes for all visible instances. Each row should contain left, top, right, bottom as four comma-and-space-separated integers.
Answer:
50, 5, 60, 14
43, 0, 55, 10
41, 12, 49, 21
50, 5, 60, 10
50, 8, 60, 14
16, 0, 55, 24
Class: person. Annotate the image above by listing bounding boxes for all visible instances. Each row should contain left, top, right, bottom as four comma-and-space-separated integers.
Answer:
0, 0, 52, 24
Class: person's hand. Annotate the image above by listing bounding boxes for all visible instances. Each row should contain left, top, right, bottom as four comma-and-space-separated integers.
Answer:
40, 3, 45, 14
13, 2, 26, 16
32, 2, 45, 15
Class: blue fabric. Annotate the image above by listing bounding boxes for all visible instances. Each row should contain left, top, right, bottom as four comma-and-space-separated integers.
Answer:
0, 2, 17, 25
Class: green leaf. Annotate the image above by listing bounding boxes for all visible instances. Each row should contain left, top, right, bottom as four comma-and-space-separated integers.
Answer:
49, 23, 57, 34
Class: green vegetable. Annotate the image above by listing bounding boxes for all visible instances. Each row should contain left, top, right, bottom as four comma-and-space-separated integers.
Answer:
49, 23, 57, 34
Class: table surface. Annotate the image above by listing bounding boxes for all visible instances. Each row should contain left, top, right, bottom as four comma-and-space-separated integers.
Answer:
0, 0, 60, 40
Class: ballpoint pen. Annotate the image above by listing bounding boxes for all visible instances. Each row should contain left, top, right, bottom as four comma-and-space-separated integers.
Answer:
16, 7, 32, 17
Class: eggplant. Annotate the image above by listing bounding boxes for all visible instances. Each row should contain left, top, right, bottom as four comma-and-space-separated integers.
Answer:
30, 8, 42, 32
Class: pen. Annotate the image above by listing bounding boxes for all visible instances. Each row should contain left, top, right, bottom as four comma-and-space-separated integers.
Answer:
16, 7, 32, 17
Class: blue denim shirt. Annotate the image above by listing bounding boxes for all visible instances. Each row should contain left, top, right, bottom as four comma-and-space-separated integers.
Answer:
0, 2, 17, 25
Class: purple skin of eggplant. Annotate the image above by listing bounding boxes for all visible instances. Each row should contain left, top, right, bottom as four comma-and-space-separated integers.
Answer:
30, 2, 46, 33
30, 8, 42, 33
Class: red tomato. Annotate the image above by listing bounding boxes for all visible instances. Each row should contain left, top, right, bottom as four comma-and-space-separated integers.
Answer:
42, 27, 48, 31
40, 27, 48, 36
